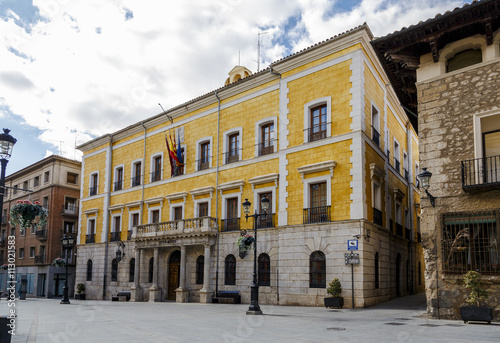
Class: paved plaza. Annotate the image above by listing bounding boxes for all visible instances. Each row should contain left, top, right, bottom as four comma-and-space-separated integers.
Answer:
2, 294, 499, 343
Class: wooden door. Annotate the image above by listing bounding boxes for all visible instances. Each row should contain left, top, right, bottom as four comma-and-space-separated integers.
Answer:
167, 250, 181, 301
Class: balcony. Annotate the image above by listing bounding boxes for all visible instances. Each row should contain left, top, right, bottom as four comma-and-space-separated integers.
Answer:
133, 217, 218, 239
86, 234, 95, 244
224, 151, 240, 164
197, 158, 211, 171
221, 218, 240, 232
372, 126, 380, 147
151, 170, 162, 182
35, 254, 45, 264
131, 175, 141, 187
303, 206, 331, 224
114, 180, 123, 191
256, 213, 275, 229
395, 223, 403, 237
35, 229, 47, 241
394, 159, 400, 173
306, 123, 328, 142
373, 208, 383, 226
110, 231, 121, 242
62, 204, 78, 216
89, 186, 98, 196
461, 155, 500, 192
256, 140, 276, 156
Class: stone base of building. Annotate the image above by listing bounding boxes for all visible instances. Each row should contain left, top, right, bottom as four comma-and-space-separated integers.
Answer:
130, 286, 141, 302
149, 286, 161, 302
199, 289, 213, 303
176, 288, 189, 303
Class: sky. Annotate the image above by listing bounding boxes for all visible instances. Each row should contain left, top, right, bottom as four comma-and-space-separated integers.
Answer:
0, 0, 469, 175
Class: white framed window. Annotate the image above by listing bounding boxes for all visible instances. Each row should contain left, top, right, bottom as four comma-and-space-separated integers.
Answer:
87, 218, 96, 234
129, 211, 140, 230
112, 215, 122, 233
371, 103, 380, 147
303, 97, 331, 143
223, 127, 242, 164
373, 181, 382, 211
89, 171, 99, 196
255, 116, 277, 157
403, 151, 409, 180
395, 201, 402, 225
194, 198, 211, 217
303, 175, 331, 209
196, 137, 213, 171
148, 207, 161, 224
170, 205, 184, 221
393, 139, 400, 172
221, 193, 241, 220
252, 186, 276, 214
33, 175, 40, 187
150, 153, 164, 182
114, 164, 124, 191
131, 159, 143, 187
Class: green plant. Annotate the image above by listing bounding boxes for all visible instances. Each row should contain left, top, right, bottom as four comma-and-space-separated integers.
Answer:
237, 234, 254, 251
326, 278, 342, 297
463, 270, 488, 306
9, 200, 48, 229
76, 283, 86, 294
52, 257, 66, 267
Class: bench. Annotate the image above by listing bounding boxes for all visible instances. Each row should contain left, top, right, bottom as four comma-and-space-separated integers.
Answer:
212, 291, 241, 304
112, 291, 131, 301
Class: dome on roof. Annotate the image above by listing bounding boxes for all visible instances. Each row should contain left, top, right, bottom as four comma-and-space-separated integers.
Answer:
225, 66, 252, 86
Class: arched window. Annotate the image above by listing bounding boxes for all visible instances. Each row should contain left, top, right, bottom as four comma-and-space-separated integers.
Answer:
196, 255, 204, 285
309, 251, 326, 288
447, 49, 482, 72
258, 253, 271, 286
148, 257, 154, 283
224, 255, 236, 285
129, 258, 135, 283
86, 259, 93, 281
375, 252, 379, 289
111, 259, 118, 282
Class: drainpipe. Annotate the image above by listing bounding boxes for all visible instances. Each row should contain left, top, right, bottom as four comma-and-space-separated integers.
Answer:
215, 91, 221, 297
140, 122, 147, 220
102, 134, 114, 299
406, 122, 414, 294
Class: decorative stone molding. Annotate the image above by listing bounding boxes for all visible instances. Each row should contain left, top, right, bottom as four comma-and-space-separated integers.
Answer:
165, 191, 188, 205
393, 188, 405, 201
297, 160, 336, 180
125, 200, 142, 209
189, 186, 215, 201
217, 180, 245, 196
108, 204, 124, 213
370, 163, 385, 181
83, 208, 99, 216
248, 173, 279, 190
144, 196, 164, 208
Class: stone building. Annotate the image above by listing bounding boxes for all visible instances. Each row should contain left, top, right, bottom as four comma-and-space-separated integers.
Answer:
0, 155, 81, 298
372, 0, 500, 319
76, 24, 423, 307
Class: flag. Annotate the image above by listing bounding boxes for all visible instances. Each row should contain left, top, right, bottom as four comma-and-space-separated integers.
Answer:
165, 133, 174, 176
177, 133, 184, 174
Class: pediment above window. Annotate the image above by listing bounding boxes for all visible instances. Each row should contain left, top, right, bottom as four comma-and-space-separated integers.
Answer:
297, 160, 336, 180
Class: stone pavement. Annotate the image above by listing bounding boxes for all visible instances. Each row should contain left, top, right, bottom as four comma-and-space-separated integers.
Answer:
2, 293, 499, 343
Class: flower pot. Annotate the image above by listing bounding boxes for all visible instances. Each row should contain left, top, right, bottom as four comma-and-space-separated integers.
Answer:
324, 297, 344, 309
460, 306, 493, 324
75, 293, 86, 300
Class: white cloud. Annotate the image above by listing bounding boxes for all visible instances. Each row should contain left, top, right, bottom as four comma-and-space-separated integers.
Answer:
0, 0, 467, 166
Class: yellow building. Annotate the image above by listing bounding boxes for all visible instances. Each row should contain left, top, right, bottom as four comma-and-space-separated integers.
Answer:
76, 24, 422, 307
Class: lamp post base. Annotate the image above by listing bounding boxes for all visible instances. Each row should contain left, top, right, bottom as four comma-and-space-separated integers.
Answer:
60, 299, 71, 304
246, 310, 263, 315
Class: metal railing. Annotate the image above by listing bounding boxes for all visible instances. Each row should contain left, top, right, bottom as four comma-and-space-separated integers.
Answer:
197, 157, 211, 171
256, 140, 276, 156
373, 208, 383, 226
303, 206, 331, 224
114, 179, 123, 191
256, 213, 275, 229
62, 204, 78, 215
372, 126, 380, 147
394, 159, 400, 173
86, 234, 95, 244
134, 217, 218, 238
151, 170, 162, 182
35, 229, 47, 240
461, 155, 500, 190
110, 232, 121, 242
224, 150, 240, 164
404, 169, 409, 181
89, 186, 98, 196
131, 175, 141, 187
305, 122, 330, 142
35, 254, 45, 264
221, 218, 240, 231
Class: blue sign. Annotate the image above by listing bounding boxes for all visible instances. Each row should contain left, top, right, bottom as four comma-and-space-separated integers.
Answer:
347, 239, 358, 251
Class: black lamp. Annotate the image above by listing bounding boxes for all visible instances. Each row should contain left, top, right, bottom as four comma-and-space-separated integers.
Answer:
418, 168, 435, 207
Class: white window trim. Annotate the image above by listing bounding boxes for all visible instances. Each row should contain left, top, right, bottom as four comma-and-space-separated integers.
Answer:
113, 164, 124, 191
393, 138, 400, 167
89, 171, 99, 195
253, 186, 276, 214
111, 214, 122, 233
403, 150, 408, 171
302, 175, 331, 208
170, 204, 185, 221
221, 192, 242, 219
303, 96, 331, 143
194, 198, 212, 217
223, 127, 242, 164
195, 136, 213, 171
395, 201, 402, 225
86, 217, 96, 235
150, 152, 164, 182
371, 101, 380, 133
129, 210, 141, 230
372, 179, 382, 211
148, 206, 162, 224
130, 158, 143, 187
473, 109, 500, 159
255, 116, 278, 157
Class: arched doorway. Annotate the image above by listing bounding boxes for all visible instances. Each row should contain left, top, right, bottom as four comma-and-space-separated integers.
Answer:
396, 253, 401, 297
168, 250, 181, 301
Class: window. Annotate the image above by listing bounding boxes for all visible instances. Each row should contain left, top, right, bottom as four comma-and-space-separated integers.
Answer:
309, 105, 328, 142
67, 172, 78, 184
151, 209, 160, 224
310, 182, 326, 208
258, 253, 270, 286
373, 180, 382, 226
199, 142, 210, 170
23, 180, 28, 189
371, 104, 380, 147
224, 255, 236, 285
30, 223, 36, 235
304, 182, 329, 224
198, 202, 208, 217
111, 259, 118, 282
64, 197, 78, 215
132, 161, 142, 187
309, 251, 326, 288
152, 155, 162, 182
223, 197, 239, 231
29, 247, 35, 258
394, 140, 400, 173
172, 147, 185, 176
374, 252, 379, 289
19, 248, 24, 259
129, 258, 135, 282
259, 123, 275, 156
111, 216, 121, 241
415, 163, 420, 188
148, 257, 154, 283
196, 255, 204, 285
42, 196, 49, 209
403, 152, 409, 181
257, 192, 274, 228
441, 210, 499, 274
87, 219, 96, 244
90, 173, 98, 196
34, 176, 40, 187
226, 132, 240, 163
13, 185, 18, 195
64, 221, 75, 234
447, 49, 482, 73
173, 207, 183, 221
87, 260, 93, 281
44, 171, 50, 183
303, 97, 331, 143
114, 166, 124, 191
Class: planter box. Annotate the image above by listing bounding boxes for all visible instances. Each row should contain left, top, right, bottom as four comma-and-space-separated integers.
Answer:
75, 294, 86, 300
324, 297, 344, 309
460, 306, 493, 324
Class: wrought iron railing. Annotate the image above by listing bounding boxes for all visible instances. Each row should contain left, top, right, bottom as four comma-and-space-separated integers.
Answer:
373, 208, 383, 226
223, 150, 241, 164
197, 157, 211, 171
305, 122, 330, 142
256, 213, 275, 229
256, 140, 276, 156
394, 159, 400, 173
35, 229, 47, 240
303, 206, 331, 224
372, 126, 380, 147
404, 169, 409, 181
461, 155, 500, 190
114, 180, 123, 191
62, 204, 78, 215
89, 186, 98, 196
221, 218, 240, 231
86, 234, 95, 244
151, 170, 162, 182
110, 232, 121, 242
131, 175, 141, 187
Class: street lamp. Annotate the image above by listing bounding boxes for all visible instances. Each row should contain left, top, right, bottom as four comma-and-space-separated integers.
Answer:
242, 195, 270, 315
0, 129, 17, 228
418, 168, 435, 207
60, 234, 74, 304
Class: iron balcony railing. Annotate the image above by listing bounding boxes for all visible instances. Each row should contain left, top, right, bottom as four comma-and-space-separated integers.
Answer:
35, 254, 45, 264
89, 186, 98, 196
256, 140, 276, 156
114, 179, 123, 191
373, 208, 383, 226
461, 155, 500, 191
221, 218, 240, 232
256, 213, 275, 229
110, 232, 121, 242
372, 126, 380, 147
134, 217, 218, 238
62, 204, 78, 216
127, 230, 133, 240
197, 157, 211, 171
394, 159, 400, 173
404, 169, 409, 182
86, 234, 95, 244
305, 122, 330, 142
132, 175, 141, 187
303, 206, 331, 224
396, 223, 403, 237
224, 150, 241, 164
151, 170, 162, 182
35, 229, 47, 240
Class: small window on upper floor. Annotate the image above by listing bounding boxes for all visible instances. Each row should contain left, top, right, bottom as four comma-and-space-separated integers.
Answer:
447, 49, 482, 73
371, 105, 380, 147
23, 181, 28, 190
67, 172, 78, 185
44, 171, 50, 183
89, 173, 98, 196
304, 97, 331, 143
13, 185, 18, 195
33, 176, 40, 188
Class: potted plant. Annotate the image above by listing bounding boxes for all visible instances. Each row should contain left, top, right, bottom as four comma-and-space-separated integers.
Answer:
324, 278, 344, 309
460, 270, 493, 324
52, 257, 66, 267
237, 234, 254, 259
75, 283, 86, 300
9, 200, 48, 229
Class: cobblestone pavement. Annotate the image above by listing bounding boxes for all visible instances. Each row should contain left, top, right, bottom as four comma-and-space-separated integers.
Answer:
2, 293, 499, 343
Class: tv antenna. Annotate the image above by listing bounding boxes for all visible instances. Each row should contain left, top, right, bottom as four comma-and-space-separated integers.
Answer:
256, 31, 268, 72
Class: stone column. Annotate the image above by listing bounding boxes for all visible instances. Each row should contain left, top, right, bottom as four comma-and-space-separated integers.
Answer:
149, 247, 161, 302
176, 245, 189, 302
131, 248, 141, 301
199, 243, 213, 303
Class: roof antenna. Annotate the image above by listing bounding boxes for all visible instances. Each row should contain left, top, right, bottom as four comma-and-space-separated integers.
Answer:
159, 103, 173, 124
256, 31, 268, 72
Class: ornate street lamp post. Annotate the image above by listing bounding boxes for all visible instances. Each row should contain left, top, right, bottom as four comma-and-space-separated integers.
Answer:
60, 234, 74, 304
418, 168, 435, 207
242, 195, 270, 315
0, 129, 17, 228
